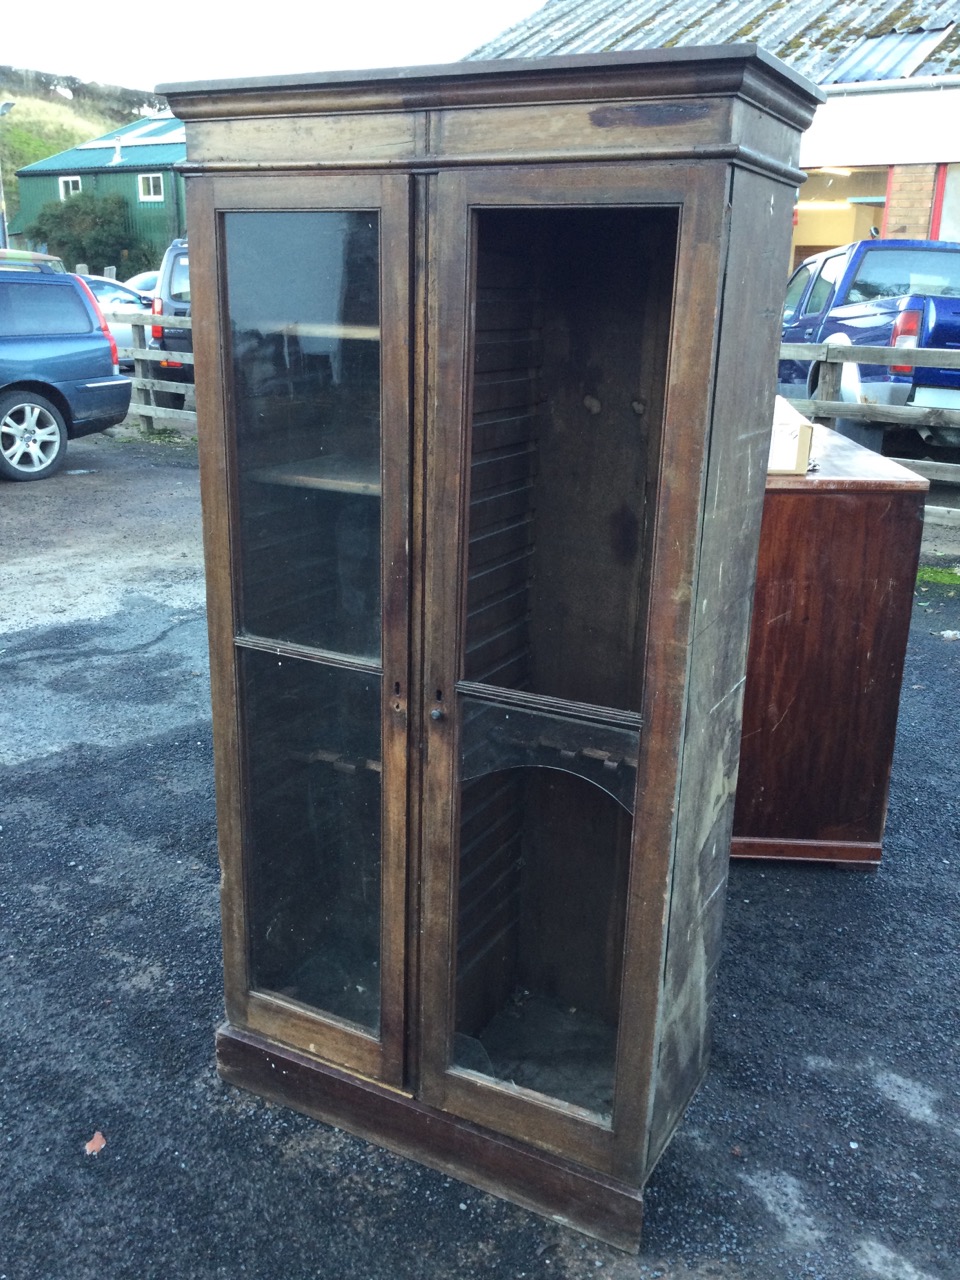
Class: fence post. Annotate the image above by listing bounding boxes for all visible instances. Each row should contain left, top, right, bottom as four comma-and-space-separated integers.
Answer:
130, 315, 150, 432
812, 353, 843, 427
120, 313, 197, 438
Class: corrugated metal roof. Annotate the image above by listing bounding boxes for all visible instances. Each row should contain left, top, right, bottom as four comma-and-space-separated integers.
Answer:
17, 116, 185, 176
825, 24, 954, 81
469, 0, 960, 83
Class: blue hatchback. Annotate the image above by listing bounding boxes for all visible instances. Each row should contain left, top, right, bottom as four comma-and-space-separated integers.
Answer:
0, 266, 132, 481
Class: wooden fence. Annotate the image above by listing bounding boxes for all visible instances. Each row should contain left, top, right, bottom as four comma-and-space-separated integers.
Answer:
780, 340, 960, 524
107, 316, 960, 518
111, 312, 198, 434
780, 339, 960, 435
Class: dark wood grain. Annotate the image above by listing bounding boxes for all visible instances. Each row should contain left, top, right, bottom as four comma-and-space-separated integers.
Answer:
733, 428, 927, 866
170, 49, 822, 1248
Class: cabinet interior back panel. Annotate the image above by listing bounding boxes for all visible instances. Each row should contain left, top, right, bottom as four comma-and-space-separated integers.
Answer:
453, 207, 677, 1116
463, 208, 676, 713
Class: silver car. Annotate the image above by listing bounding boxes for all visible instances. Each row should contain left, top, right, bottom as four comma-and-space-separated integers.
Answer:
80, 276, 152, 370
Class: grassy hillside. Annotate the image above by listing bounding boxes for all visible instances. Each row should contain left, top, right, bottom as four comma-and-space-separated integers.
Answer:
0, 67, 166, 220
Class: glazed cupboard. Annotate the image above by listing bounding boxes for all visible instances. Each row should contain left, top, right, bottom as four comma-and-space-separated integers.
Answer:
162, 49, 821, 1248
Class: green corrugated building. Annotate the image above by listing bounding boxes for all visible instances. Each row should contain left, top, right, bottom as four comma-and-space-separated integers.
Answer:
9, 115, 186, 267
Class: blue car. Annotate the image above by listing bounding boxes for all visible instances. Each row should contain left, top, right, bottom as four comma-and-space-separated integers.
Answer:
0, 265, 131, 480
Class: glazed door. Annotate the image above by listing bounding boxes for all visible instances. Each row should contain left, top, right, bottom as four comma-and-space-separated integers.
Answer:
418, 166, 702, 1173
194, 174, 411, 1086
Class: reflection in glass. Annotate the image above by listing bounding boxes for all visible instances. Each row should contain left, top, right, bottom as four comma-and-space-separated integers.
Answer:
453, 696, 637, 1118
460, 696, 639, 813
224, 210, 382, 657
242, 648, 382, 1032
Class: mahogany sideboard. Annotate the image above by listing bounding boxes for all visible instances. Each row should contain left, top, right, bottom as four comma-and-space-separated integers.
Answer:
733, 425, 928, 867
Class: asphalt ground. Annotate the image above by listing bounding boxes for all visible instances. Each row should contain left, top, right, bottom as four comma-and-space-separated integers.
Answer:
0, 430, 958, 1280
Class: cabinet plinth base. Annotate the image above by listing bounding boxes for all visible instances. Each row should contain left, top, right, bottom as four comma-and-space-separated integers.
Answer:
216, 1023, 645, 1251
730, 836, 881, 867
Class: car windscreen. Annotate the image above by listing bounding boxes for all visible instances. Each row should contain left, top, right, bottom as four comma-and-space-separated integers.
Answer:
847, 248, 960, 302
0, 281, 93, 336
170, 254, 190, 303
88, 281, 145, 308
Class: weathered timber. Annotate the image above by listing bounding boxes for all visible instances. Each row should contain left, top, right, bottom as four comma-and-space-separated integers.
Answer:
167, 47, 821, 1249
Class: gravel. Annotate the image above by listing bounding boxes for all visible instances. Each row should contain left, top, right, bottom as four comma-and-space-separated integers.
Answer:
0, 430, 957, 1280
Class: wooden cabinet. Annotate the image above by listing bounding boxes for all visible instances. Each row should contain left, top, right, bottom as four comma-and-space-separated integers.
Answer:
164, 49, 820, 1249
733, 426, 928, 866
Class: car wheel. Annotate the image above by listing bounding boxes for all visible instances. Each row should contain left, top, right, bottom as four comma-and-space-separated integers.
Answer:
0, 392, 69, 481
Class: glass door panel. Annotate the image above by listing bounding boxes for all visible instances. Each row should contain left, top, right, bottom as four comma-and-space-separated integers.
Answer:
453, 696, 639, 1118
463, 207, 677, 713
241, 648, 382, 1032
421, 179, 679, 1160
449, 206, 676, 1115
213, 177, 409, 1081
225, 209, 382, 659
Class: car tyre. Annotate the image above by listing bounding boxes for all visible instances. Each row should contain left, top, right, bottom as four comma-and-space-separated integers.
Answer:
0, 391, 69, 481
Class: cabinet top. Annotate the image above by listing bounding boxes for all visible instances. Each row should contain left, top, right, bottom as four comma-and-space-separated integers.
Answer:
159, 45, 823, 129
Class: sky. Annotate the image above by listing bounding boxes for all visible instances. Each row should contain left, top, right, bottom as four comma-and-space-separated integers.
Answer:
4, 0, 546, 93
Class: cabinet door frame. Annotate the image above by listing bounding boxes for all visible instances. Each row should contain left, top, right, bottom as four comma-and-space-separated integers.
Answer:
189, 171, 412, 1087
417, 161, 733, 1176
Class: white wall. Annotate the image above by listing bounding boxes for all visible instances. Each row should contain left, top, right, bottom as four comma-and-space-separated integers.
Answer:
800, 81, 960, 169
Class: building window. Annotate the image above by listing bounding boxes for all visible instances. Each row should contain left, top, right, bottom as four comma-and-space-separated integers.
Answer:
792, 167, 887, 265
138, 173, 164, 202
935, 165, 960, 241
59, 176, 82, 200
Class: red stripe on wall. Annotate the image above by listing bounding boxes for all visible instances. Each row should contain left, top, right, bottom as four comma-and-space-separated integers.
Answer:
930, 163, 948, 238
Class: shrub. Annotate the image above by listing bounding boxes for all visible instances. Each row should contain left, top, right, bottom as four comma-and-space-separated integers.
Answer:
27, 191, 153, 276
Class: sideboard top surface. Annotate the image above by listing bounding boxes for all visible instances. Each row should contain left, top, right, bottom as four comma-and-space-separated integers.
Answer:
767, 425, 930, 493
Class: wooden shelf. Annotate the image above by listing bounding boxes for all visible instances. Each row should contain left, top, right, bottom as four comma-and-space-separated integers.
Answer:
263, 321, 380, 341
247, 455, 381, 494
291, 745, 383, 775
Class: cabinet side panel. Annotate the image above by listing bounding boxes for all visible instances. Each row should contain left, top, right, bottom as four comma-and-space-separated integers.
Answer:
733, 486, 925, 847
647, 165, 799, 1169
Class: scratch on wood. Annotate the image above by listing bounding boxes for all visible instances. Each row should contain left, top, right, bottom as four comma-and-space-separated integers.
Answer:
709, 675, 746, 716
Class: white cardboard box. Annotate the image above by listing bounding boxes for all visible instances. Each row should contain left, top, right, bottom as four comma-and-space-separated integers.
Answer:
768, 396, 814, 474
